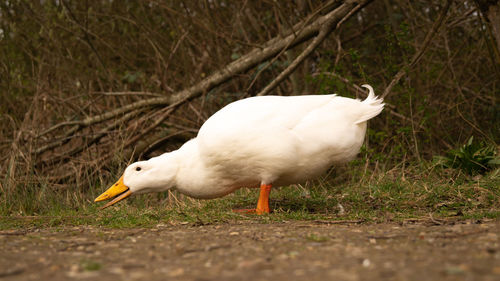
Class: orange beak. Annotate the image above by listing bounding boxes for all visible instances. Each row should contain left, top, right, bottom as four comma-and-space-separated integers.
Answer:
94, 175, 132, 209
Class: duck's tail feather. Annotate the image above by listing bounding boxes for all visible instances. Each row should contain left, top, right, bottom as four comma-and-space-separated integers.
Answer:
354, 84, 384, 124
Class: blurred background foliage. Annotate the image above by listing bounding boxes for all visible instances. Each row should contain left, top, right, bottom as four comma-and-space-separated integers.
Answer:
0, 0, 498, 196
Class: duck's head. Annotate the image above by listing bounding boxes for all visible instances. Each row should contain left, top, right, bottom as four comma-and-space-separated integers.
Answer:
94, 155, 178, 209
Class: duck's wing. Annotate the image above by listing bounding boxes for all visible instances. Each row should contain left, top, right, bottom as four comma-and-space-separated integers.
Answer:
290, 91, 384, 164
196, 95, 336, 183
199, 95, 337, 133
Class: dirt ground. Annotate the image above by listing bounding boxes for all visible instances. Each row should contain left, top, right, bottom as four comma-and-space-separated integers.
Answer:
1, 219, 499, 281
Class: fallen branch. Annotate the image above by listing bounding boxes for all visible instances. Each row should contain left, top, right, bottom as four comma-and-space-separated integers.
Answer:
245, 1, 345, 92
37, 109, 143, 166
381, 0, 452, 99
257, 1, 371, 96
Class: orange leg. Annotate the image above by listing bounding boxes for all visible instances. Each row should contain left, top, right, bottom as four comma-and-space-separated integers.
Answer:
256, 184, 272, 214
233, 184, 272, 215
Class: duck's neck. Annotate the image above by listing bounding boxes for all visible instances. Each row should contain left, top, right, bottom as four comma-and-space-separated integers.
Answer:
173, 138, 226, 199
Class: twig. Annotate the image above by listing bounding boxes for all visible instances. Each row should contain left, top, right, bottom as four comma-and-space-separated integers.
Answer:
455, 105, 495, 143
122, 104, 178, 149
34, 125, 80, 155
475, 3, 500, 73
257, 1, 370, 96
313, 219, 365, 224
246, 0, 336, 92
381, 0, 452, 99
36, 121, 81, 139
138, 129, 193, 159
92, 91, 163, 97
34, 97, 169, 154
164, 31, 189, 75
38, 109, 143, 166
61, 0, 108, 72
428, 213, 444, 225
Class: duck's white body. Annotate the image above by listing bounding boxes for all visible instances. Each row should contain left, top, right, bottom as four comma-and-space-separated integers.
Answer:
121, 85, 384, 201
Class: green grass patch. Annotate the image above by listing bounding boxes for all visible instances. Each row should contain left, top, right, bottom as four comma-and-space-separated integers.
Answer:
1, 163, 498, 230
305, 233, 329, 242
80, 259, 102, 271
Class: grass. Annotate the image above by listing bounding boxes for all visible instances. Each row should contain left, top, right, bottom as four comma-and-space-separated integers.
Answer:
0, 162, 499, 230
80, 259, 102, 271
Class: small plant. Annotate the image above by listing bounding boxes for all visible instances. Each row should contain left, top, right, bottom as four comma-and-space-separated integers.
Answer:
80, 259, 102, 271
435, 137, 499, 175
306, 233, 329, 242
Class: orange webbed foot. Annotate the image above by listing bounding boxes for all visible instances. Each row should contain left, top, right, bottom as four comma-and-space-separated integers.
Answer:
232, 184, 272, 215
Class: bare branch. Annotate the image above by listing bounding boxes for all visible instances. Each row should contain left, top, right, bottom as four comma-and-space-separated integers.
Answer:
257, 1, 371, 96
381, 0, 453, 99
37, 109, 142, 166
92, 92, 163, 97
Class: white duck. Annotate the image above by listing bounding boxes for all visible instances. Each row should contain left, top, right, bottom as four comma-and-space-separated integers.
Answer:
95, 84, 384, 214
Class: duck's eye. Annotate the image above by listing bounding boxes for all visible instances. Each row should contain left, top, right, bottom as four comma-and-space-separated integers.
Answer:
136, 167, 142, 171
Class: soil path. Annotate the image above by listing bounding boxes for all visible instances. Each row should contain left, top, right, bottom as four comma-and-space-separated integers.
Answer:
1, 220, 499, 281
